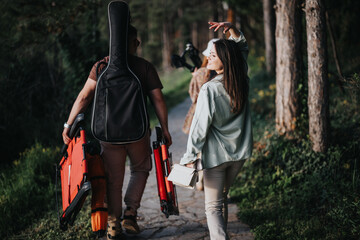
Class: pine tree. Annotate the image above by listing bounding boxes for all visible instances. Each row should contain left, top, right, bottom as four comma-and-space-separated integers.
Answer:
275, 0, 302, 136
305, 0, 329, 152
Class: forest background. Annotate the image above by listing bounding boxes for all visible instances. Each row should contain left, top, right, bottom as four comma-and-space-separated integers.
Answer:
0, 0, 359, 239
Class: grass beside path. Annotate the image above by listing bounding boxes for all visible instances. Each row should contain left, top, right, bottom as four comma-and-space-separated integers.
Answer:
148, 69, 192, 127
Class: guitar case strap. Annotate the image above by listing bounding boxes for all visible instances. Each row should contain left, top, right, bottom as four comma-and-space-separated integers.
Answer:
91, 1, 148, 143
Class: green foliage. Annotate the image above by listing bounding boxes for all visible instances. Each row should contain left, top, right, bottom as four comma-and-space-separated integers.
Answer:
248, 69, 276, 141
342, 73, 360, 106
129, 0, 211, 66
225, 0, 264, 54
0, 143, 59, 238
233, 137, 359, 239
326, 0, 360, 73
230, 70, 360, 240
0, 0, 106, 167
9, 198, 95, 240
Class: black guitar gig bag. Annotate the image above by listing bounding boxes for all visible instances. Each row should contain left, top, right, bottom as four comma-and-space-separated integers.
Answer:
91, 1, 148, 143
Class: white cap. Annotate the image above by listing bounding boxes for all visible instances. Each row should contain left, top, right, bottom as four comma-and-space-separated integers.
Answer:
202, 38, 219, 57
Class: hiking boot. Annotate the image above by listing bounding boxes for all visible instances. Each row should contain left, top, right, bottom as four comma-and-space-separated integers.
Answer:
107, 219, 126, 240
122, 208, 140, 234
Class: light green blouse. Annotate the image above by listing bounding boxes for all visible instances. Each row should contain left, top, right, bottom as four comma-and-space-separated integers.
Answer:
180, 33, 253, 169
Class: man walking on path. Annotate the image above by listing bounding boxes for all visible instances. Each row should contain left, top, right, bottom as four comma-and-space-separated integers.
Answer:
62, 25, 171, 240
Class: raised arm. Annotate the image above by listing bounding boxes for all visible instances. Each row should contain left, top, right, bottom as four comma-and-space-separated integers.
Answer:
208, 21, 240, 38
209, 21, 249, 61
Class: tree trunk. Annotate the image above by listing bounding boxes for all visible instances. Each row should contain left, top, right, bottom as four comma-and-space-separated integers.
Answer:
162, 21, 172, 71
209, 0, 219, 39
263, 0, 276, 76
305, 0, 329, 152
275, 0, 301, 136
198, 20, 210, 52
177, 7, 184, 54
227, 6, 236, 24
191, 22, 199, 49
226, 5, 236, 39
161, 0, 174, 72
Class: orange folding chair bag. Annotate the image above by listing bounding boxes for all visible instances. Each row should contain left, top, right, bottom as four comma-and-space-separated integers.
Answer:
58, 113, 107, 236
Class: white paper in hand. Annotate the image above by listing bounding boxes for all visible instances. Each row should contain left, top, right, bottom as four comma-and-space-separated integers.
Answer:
167, 164, 198, 189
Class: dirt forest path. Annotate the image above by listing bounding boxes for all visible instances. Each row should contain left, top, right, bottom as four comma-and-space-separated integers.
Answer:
121, 97, 254, 240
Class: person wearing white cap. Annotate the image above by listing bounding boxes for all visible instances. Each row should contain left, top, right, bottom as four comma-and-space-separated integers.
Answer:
181, 21, 252, 240
202, 38, 219, 58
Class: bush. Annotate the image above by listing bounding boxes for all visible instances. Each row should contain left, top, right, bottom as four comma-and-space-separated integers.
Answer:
0, 143, 59, 238
231, 136, 360, 239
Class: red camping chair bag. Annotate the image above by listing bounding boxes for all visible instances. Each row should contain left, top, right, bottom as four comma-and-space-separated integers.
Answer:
152, 127, 179, 218
58, 114, 107, 236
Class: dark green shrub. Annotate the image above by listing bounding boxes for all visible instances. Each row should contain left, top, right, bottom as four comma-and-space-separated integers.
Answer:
0, 143, 59, 238
231, 136, 360, 239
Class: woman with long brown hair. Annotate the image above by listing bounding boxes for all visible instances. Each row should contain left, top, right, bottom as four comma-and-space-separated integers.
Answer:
180, 22, 253, 240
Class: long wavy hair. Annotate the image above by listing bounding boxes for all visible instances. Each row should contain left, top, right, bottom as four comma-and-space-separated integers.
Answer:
214, 39, 248, 114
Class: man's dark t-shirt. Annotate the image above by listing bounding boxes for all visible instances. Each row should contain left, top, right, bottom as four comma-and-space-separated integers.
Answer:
88, 55, 163, 95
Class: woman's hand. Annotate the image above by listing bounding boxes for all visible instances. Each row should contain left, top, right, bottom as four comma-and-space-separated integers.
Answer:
185, 163, 194, 168
208, 22, 234, 34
